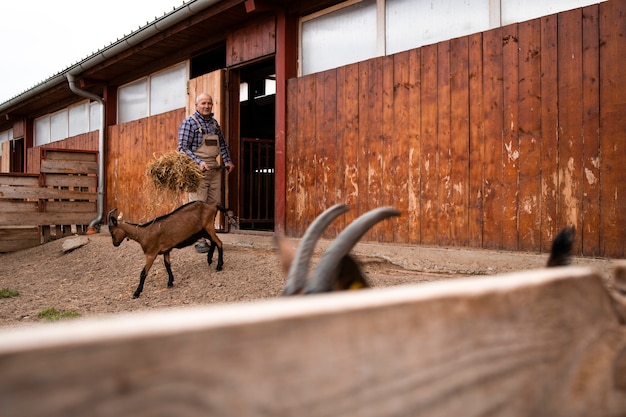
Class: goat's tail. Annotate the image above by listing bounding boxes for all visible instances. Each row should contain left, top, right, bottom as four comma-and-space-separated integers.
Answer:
547, 226, 575, 267
216, 204, 239, 230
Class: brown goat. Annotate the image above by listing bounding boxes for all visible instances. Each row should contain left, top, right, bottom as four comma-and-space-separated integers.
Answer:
108, 201, 226, 298
278, 204, 401, 295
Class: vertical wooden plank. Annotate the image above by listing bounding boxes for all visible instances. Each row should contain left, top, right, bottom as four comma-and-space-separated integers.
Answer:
420, 44, 439, 245
367, 57, 384, 242
558, 9, 584, 254
334, 66, 347, 234
437, 41, 452, 246
468, 33, 484, 248
517, 19, 542, 252
581, 4, 601, 256
407, 48, 422, 244
295, 76, 313, 235
315, 71, 327, 230
322, 69, 339, 237
357, 61, 370, 224
341, 63, 360, 231
285, 78, 298, 235
381, 55, 396, 243
391, 51, 411, 244
599, 0, 626, 257
540, 15, 559, 252
450, 36, 470, 247
502, 23, 520, 251
482, 27, 504, 250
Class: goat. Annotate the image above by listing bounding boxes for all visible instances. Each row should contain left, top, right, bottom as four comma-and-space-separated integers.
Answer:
108, 201, 226, 298
277, 204, 401, 295
278, 206, 576, 295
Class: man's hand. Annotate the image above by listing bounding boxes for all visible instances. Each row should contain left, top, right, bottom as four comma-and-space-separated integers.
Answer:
225, 162, 235, 173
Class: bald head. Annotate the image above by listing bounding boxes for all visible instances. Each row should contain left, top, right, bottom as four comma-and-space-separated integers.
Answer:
195, 93, 214, 117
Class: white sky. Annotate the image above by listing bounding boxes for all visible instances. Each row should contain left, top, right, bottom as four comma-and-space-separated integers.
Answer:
0, 0, 184, 103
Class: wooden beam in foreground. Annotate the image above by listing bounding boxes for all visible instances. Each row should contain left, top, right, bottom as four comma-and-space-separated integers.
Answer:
1, 266, 625, 417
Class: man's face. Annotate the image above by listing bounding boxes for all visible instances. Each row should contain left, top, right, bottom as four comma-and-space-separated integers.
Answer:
196, 96, 213, 117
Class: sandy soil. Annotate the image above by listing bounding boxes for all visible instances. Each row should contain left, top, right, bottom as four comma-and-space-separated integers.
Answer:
1, 230, 618, 329
0, 232, 459, 328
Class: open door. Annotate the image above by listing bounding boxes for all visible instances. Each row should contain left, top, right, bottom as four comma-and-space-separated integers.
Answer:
237, 59, 276, 232
187, 69, 230, 232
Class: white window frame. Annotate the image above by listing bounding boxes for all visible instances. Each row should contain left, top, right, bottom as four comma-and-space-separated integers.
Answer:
118, 61, 189, 124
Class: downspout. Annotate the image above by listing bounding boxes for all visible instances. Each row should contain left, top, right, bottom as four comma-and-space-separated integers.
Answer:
66, 73, 105, 234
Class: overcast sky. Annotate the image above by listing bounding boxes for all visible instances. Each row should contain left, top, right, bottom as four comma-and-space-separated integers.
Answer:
0, 0, 184, 103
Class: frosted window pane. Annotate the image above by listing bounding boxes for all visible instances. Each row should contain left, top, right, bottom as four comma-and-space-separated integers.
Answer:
68, 102, 89, 137
387, 0, 491, 54
118, 79, 148, 123
150, 62, 187, 115
35, 117, 50, 146
502, 0, 606, 25
302, 0, 377, 75
50, 110, 68, 143
0, 130, 9, 143
90, 102, 102, 132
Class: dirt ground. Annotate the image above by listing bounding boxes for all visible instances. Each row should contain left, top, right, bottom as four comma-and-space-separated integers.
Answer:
0, 229, 618, 328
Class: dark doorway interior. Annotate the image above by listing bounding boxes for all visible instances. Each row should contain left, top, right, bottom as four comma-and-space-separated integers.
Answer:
239, 59, 275, 231
10, 138, 24, 173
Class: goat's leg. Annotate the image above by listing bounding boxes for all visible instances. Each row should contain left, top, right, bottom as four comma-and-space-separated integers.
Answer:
205, 228, 224, 271
133, 255, 156, 298
163, 252, 174, 288
207, 241, 216, 266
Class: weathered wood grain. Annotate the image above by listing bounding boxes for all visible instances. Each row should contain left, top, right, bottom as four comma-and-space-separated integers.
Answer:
1, 267, 625, 417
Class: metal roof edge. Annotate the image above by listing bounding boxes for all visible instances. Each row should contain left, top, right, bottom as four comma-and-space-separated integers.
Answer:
0, 0, 222, 115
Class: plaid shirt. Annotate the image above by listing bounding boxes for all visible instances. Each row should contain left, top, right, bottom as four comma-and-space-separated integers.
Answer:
177, 110, 232, 165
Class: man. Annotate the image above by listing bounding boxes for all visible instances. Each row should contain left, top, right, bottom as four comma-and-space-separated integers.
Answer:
178, 93, 234, 253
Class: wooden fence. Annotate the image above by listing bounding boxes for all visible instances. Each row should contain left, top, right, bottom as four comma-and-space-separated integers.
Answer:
285, 0, 626, 258
1, 265, 626, 416
0, 149, 97, 252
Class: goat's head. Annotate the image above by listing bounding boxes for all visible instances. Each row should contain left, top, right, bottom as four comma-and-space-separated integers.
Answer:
279, 204, 401, 295
107, 208, 126, 247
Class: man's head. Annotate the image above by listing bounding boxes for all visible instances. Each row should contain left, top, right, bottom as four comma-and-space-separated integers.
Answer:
195, 93, 213, 117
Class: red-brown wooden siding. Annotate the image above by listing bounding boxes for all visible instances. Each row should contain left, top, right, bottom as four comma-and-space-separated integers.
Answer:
285, 0, 626, 258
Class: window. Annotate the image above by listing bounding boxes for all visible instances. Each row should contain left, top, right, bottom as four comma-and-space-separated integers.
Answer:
118, 62, 187, 124
301, 0, 378, 75
34, 100, 101, 146
386, 0, 491, 55
300, 0, 606, 75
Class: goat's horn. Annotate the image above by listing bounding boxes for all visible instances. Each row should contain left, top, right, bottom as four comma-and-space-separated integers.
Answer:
107, 208, 118, 225
282, 203, 350, 295
305, 206, 401, 294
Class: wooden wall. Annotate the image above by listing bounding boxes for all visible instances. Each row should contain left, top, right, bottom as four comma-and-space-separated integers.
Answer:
26, 131, 98, 174
106, 109, 187, 223
226, 15, 276, 67
285, 0, 626, 258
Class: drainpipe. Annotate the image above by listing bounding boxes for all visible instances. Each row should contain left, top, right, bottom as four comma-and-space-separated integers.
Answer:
66, 73, 105, 234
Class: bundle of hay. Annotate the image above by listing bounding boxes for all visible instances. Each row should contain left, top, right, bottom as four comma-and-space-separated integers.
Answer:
146, 151, 202, 193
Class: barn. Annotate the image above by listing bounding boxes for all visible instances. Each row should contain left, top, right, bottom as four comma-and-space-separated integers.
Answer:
0, 0, 624, 257
2, 1, 626, 414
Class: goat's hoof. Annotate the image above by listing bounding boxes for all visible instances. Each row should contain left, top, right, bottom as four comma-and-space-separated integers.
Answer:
132, 293, 140, 299
216, 266, 223, 272
167, 283, 174, 288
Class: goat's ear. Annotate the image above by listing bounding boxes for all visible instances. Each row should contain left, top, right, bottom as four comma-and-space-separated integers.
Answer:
274, 234, 296, 275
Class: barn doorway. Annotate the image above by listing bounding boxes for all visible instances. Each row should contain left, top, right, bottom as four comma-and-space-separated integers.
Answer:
238, 59, 275, 231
